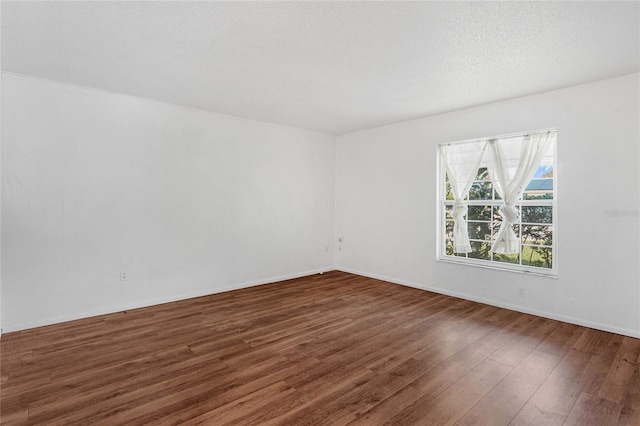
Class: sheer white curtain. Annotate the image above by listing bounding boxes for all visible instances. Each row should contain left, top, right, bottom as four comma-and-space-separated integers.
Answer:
440, 141, 486, 253
487, 132, 554, 254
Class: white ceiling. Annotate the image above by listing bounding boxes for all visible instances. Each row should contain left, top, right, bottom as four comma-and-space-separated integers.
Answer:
2, 1, 639, 135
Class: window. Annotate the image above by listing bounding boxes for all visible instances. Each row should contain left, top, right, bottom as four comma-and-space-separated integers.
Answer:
437, 130, 556, 276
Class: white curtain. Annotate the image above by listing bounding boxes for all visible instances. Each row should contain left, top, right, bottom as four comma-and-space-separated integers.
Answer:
441, 141, 487, 253
487, 132, 554, 254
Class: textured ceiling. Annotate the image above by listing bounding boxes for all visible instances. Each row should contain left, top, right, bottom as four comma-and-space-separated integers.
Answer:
2, 1, 639, 135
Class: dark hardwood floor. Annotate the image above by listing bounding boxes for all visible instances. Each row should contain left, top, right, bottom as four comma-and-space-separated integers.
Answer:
1, 271, 639, 425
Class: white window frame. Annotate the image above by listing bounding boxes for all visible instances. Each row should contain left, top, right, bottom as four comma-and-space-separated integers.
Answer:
436, 129, 558, 278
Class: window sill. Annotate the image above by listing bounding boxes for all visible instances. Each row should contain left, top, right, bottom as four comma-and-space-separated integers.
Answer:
437, 257, 558, 279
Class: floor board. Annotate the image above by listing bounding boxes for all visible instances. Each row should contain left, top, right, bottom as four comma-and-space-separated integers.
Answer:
1, 271, 638, 425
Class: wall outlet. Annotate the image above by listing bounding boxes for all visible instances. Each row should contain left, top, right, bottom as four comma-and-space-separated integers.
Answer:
120, 271, 128, 281
517, 287, 525, 298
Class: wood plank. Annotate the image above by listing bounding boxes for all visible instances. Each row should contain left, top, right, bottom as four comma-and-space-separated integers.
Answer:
597, 337, 640, 404
139, 355, 321, 425
563, 392, 622, 426
0, 271, 637, 426
535, 322, 584, 357
384, 359, 512, 426
283, 357, 430, 426
511, 349, 596, 426
617, 352, 640, 426
488, 317, 558, 368
345, 382, 425, 426
457, 349, 562, 426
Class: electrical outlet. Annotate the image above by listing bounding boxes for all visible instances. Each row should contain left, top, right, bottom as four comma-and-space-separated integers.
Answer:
517, 287, 525, 298
120, 271, 128, 281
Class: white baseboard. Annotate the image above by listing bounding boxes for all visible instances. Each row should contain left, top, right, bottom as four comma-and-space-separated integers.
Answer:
2, 266, 335, 334
336, 267, 640, 339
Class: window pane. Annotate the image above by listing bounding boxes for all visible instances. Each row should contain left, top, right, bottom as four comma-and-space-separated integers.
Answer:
445, 205, 453, 220
469, 241, 491, 260
491, 213, 500, 237
493, 205, 520, 220
468, 205, 491, 220
521, 245, 553, 269
492, 208, 520, 237
468, 181, 492, 200
521, 225, 553, 245
475, 167, 491, 181
494, 252, 519, 264
445, 182, 454, 200
522, 206, 552, 224
523, 191, 553, 200
445, 220, 454, 255
534, 164, 553, 178
523, 178, 553, 200
468, 221, 491, 240
491, 221, 519, 241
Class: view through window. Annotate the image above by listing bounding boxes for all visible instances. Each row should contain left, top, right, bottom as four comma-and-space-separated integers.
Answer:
438, 130, 556, 275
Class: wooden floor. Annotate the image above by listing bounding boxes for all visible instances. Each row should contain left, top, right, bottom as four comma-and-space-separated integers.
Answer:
1, 271, 639, 425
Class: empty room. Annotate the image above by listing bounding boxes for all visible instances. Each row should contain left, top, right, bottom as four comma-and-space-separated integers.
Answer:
1, 1, 639, 425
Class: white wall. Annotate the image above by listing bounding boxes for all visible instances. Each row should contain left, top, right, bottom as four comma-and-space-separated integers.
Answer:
0, 6, 3, 335
3, 72, 638, 338
1, 74, 335, 332
336, 73, 640, 338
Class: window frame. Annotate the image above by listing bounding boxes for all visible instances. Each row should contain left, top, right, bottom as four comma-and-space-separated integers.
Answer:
436, 129, 558, 278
